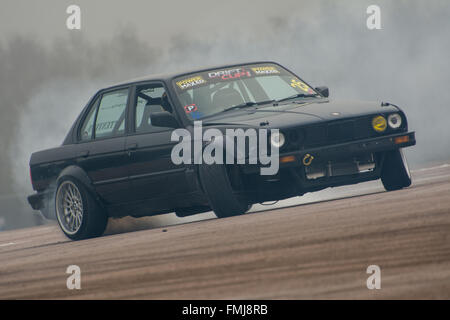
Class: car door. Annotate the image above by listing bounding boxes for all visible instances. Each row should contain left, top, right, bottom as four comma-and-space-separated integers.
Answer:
76, 87, 132, 205
125, 82, 191, 205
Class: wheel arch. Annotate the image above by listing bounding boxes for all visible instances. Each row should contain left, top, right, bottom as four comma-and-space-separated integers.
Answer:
56, 165, 97, 200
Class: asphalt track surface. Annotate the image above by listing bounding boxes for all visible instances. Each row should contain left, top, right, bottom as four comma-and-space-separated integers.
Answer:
0, 164, 449, 299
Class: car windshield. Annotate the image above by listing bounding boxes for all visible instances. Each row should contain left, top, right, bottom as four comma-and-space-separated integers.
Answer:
172, 63, 319, 120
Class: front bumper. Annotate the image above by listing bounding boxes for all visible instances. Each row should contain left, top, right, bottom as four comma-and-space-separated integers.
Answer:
283, 131, 415, 164
242, 131, 416, 174
242, 131, 415, 201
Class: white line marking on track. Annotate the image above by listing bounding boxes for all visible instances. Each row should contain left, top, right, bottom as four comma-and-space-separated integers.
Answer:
414, 173, 450, 183
0, 242, 16, 247
412, 164, 450, 172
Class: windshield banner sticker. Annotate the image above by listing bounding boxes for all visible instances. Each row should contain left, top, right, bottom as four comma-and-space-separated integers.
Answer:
176, 76, 206, 90
174, 64, 290, 92
208, 68, 251, 80
251, 66, 280, 75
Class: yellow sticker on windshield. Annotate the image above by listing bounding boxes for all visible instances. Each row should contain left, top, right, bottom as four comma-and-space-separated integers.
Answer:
176, 76, 206, 90
290, 79, 313, 93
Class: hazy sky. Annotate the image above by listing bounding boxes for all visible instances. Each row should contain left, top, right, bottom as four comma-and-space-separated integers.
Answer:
0, 0, 315, 45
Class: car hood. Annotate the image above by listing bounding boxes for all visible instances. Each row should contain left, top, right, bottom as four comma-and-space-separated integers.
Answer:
202, 99, 400, 129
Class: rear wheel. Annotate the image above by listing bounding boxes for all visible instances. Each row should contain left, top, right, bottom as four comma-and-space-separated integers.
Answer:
55, 178, 107, 240
198, 164, 250, 218
381, 149, 412, 191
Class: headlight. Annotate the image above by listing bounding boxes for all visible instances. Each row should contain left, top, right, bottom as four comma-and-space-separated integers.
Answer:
388, 113, 402, 129
270, 131, 285, 148
372, 115, 387, 133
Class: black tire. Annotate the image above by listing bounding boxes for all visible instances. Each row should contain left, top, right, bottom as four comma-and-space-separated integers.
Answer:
198, 164, 250, 218
381, 149, 412, 191
55, 177, 108, 240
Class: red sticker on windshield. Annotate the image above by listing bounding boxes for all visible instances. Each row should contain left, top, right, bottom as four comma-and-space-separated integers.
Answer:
184, 104, 198, 113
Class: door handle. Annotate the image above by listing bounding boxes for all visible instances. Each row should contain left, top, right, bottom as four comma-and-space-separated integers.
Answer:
78, 150, 89, 158
126, 143, 138, 156
127, 143, 138, 151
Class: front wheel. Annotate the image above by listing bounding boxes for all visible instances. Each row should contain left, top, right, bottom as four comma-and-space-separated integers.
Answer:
55, 178, 107, 240
381, 149, 412, 191
198, 164, 250, 218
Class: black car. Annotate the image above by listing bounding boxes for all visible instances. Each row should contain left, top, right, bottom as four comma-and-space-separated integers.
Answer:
28, 61, 415, 240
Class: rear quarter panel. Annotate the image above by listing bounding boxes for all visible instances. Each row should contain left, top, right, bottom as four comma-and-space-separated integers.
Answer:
30, 144, 85, 192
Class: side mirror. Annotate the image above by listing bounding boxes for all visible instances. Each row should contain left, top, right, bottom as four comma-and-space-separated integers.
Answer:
315, 86, 329, 98
150, 112, 179, 128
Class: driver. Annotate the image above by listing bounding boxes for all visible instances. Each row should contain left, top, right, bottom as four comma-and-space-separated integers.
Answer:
161, 92, 173, 113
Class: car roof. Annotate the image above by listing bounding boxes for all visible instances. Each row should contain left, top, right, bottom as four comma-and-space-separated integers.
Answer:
105, 60, 282, 89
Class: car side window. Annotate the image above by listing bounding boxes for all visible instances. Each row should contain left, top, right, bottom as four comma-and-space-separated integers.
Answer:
80, 98, 99, 141
134, 84, 173, 133
94, 89, 128, 139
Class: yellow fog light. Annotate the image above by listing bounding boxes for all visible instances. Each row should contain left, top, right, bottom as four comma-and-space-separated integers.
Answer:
372, 115, 387, 133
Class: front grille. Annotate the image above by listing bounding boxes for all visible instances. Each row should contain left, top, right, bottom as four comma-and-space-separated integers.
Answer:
354, 117, 376, 140
283, 116, 379, 151
327, 120, 355, 143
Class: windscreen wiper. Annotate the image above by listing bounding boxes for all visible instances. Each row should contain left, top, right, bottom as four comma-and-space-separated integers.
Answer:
221, 99, 275, 113
276, 93, 319, 103
200, 100, 276, 120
